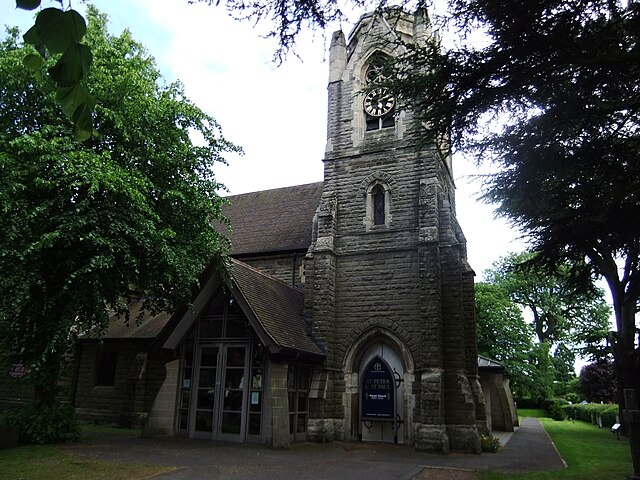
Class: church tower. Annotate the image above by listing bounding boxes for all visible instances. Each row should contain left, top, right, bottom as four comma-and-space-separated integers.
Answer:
304, 9, 486, 452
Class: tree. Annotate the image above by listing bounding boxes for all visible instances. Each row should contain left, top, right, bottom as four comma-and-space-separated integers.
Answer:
552, 343, 577, 397
0, 7, 238, 407
580, 360, 617, 404
484, 252, 612, 357
475, 281, 578, 402
475, 282, 535, 398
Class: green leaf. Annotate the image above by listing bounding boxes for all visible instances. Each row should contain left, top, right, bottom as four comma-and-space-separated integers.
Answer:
16, 0, 41, 10
48, 44, 93, 86
35, 8, 86, 54
22, 53, 44, 72
22, 25, 41, 47
56, 83, 91, 118
72, 101, 94, 142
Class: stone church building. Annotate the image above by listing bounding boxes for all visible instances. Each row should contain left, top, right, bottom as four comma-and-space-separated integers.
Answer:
57, 10, 516, 453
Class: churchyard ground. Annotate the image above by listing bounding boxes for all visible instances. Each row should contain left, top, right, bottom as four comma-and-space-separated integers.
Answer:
0, 417, 633, 480
480, 411, 632, 480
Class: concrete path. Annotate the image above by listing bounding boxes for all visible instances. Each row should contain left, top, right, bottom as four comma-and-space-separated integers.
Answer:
64, 417, 566, 479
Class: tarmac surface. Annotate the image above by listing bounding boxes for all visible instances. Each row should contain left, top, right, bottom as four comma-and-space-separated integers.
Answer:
64, 417, 566, 479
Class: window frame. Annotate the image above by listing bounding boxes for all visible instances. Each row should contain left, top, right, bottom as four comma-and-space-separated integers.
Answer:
364, 181, 392, 230
95, 349, 118, 387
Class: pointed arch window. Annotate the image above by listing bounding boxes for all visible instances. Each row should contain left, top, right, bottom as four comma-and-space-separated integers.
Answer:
365, 181, 392, 230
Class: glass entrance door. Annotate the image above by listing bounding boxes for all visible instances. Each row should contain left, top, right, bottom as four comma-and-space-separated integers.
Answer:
190, 344, 249, 441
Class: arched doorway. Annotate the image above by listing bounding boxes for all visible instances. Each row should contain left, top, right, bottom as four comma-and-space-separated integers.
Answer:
343, 328, 413, 445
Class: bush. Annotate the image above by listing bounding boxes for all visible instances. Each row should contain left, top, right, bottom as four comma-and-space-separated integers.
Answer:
0, 402, 80, 444
543, 398, 569, 420
480, 434, 501, 453
549, 401, 568, 421
564, 403, 619, 428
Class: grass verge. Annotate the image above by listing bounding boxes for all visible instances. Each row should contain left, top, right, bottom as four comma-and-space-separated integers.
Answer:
480, 417, 633, 480
0, 436, 175, 480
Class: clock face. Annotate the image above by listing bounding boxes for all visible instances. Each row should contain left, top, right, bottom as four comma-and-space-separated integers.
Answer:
363, 88, 395, 117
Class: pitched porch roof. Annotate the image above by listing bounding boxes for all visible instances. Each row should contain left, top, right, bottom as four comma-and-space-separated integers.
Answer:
157, 259, 323, 358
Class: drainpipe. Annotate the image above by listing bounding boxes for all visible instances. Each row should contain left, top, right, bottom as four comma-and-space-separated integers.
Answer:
292, 252, 298, 286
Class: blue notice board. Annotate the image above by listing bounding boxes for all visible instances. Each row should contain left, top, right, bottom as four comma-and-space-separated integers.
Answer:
361, 355, 395, 420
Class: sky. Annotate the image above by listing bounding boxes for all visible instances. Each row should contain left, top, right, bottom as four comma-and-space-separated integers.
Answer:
1, 0, 525, 276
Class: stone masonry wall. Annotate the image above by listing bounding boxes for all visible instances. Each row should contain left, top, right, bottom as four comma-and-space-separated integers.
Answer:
74, 340, 171, 427
238, 252, 306, 289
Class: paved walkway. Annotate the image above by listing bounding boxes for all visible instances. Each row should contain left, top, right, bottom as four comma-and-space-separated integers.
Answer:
64, 417, 566, 479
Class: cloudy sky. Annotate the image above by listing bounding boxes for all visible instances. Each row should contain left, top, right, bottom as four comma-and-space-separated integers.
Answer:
1, 0, 525, 276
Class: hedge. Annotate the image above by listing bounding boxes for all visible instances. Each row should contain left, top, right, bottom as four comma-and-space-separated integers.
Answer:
564, 403, 619, 428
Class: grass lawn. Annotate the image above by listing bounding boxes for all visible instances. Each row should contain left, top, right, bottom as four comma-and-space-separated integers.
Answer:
481, 417, 633, 480
0, 426, 175, 480
516, 408, 547, 418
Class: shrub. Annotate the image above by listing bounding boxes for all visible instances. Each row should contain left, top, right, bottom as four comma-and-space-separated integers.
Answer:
549, 401, 568, 421
543, 398, 569, 420
480, 434, 501, 453
0, 402, 80, 444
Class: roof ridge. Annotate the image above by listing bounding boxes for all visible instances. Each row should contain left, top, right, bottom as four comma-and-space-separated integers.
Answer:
225, 181, 323, 198
231, 258, 304, 293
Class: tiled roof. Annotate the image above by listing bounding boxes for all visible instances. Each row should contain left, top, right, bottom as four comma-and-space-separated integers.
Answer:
223, 182, 323, 255
232, 259, 323, 356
